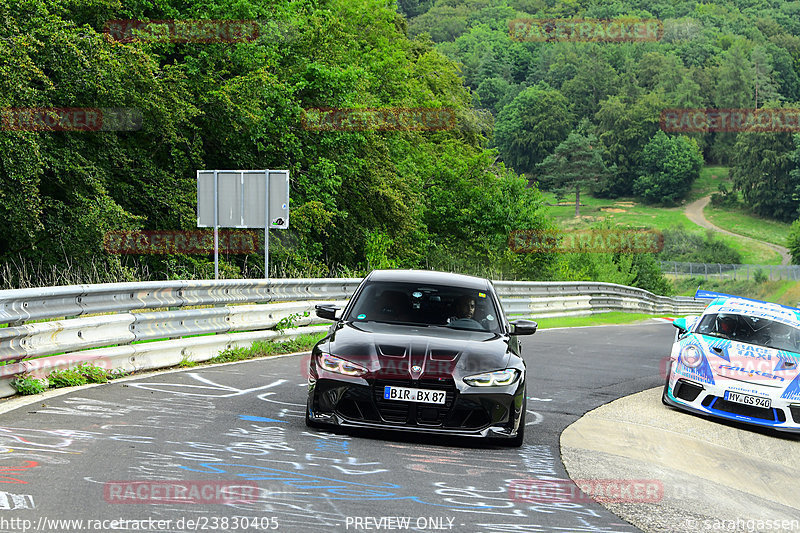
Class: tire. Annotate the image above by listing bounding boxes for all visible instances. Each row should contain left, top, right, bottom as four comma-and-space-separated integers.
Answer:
662, 363, 672, 406
505, 399, 526, 447
305, 393, 325, 429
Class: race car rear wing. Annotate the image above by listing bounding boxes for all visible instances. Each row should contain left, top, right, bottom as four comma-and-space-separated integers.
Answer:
694, 289, 800, 313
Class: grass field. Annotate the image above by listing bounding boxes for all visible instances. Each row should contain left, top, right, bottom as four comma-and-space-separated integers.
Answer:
542, 189, 782, 265
687, 166, 731, 201
704, 205, 791, 249
672, 278, 800, 306
535, 312, 669, 329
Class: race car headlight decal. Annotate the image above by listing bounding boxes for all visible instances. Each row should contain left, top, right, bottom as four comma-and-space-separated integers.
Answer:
317, 353, 368, 376
680, 345, 703, 368
464, 369, 520, 387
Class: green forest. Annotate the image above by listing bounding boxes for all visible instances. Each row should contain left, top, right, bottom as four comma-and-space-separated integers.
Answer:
2, 0, 800, 293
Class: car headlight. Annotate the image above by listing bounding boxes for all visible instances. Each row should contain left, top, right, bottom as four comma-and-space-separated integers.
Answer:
317, 353, 368, 376
463, 369, 520, 387
680, 345, 703, 368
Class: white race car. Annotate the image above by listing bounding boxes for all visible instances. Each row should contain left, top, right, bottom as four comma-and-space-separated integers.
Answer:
663, 290, 800, 433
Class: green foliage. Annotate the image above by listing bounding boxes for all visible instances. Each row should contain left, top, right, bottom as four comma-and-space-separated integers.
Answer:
754, 268, 769, 283
7, 0, 800, 286
0, 0, 562, 285
210, 333, 325, 364
658, 227, 743, 264
275, 311, 310, 333
10, 375, 48, 395
594, 91, 666, 198
731, 119, 799, 222
536, 131, 611, 216
710, 183, 741, 208
403, 0, 800, 225
47, 363, 119, 388
365, 231, 398, 270
495, 85, 573, 175
555, 251, 672, 295
633, 132, 703, 206
79, 363, 112, 383
48, 367, 88, 388
787, 218, 800, 265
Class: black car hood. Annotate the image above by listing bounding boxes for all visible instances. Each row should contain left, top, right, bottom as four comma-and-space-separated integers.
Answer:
319, 321, 513, 380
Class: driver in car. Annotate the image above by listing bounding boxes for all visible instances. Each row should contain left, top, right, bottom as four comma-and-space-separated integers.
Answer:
448, 295, 483, 329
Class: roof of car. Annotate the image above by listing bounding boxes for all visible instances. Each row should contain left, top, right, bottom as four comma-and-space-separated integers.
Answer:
696, 290, 800, 325
365, 269, 492, 290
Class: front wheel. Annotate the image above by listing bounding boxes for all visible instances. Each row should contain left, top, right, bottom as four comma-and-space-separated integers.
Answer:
305, 392, 325, 429
661, 362, 672, 406
505, 399, 526, 447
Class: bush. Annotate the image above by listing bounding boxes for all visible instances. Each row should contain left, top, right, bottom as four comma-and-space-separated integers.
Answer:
788, 219, 800, 265
48, 367, 88, 388
633, 132, 703, 205
710, 183, 740, 208
79, 363, 111, 383
754, 269, 769, 283
657, 227, 742, 264
11, 375, 48, 395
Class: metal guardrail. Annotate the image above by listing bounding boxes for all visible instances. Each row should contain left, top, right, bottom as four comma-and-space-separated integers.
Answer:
0, 278, 707, 398
658, 261, 800, 281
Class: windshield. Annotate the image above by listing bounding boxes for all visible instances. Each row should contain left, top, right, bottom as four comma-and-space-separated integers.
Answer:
696, 312, 800, 353
345, 281, 502, 333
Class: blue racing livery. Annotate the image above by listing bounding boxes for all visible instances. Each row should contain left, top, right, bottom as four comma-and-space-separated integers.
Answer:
663, 290, 800, 433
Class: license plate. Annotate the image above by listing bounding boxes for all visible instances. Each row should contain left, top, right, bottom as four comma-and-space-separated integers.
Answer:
724, 391, 771, 409
383, 386, 446, 404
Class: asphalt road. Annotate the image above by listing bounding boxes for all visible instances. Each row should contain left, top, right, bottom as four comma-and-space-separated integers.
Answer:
0, 322, 676, 533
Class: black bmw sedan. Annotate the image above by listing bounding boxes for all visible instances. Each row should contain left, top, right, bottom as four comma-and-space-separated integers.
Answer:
305, 269, 537, 446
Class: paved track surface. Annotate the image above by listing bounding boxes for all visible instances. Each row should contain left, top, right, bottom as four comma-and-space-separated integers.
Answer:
562, 388, 800, 533
0, 322, 675, 533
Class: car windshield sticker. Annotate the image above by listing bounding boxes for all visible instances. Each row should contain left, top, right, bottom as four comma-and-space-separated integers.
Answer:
486, 314, 495, 321
412, 291, 422, 298
357, 314, 366, 320
478, 292, 486, 298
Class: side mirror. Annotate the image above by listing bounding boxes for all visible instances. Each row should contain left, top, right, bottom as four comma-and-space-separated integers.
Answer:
511, 319, 538, 335
673, 315, 699, 335
315, 304, 341, 321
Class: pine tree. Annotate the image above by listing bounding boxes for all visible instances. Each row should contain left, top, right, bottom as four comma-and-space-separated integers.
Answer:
536, 132, 611, 217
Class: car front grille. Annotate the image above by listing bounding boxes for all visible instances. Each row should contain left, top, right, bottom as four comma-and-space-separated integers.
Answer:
708, 396, 783, 422
674, 379, 703, 402
372, 379, 457, 426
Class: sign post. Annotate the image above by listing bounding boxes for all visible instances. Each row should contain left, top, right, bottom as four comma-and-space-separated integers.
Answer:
197, 169, 289, 279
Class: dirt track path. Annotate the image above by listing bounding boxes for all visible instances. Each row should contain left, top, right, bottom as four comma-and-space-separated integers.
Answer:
684, 196, 791, 265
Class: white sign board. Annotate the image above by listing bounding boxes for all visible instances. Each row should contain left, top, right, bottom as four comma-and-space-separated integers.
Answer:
197, 169, 289, 229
